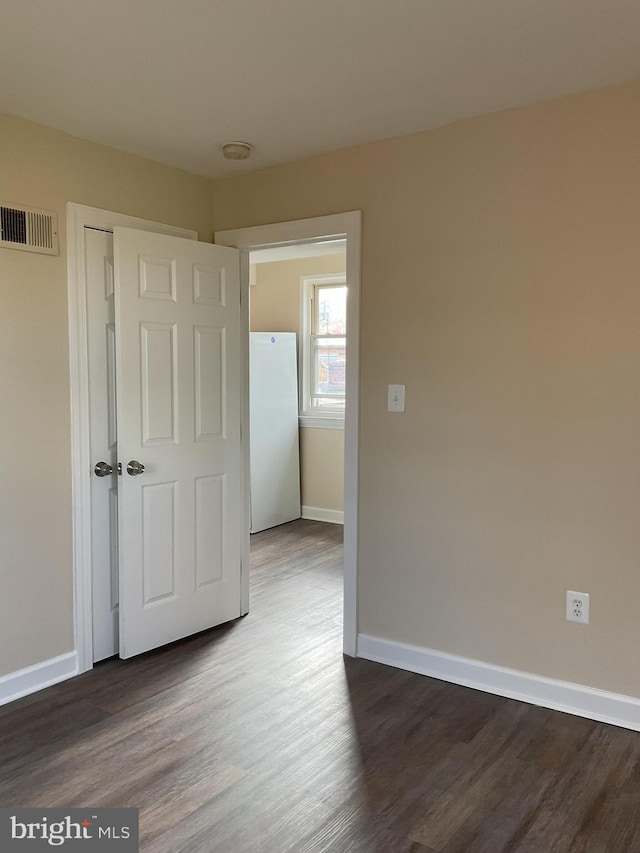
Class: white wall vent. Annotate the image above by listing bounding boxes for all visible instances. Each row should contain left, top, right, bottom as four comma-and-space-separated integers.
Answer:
0, 202, 58, 256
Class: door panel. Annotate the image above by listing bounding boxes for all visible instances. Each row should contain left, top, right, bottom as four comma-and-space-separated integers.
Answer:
195, 326, 225, 440
86, 227, 119, 662
142, 481, 177, 603
114, 227, 242, 659
140, 322, 178, 444
195, 474, 225, 586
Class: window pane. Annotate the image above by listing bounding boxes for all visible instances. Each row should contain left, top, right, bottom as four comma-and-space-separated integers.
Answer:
313, 338, 346, 398
315, 285, 346, 335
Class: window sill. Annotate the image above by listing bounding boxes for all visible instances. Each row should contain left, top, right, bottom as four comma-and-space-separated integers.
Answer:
299, 414, 345, 430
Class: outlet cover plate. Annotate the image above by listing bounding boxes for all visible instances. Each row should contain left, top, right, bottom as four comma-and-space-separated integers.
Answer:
566, 589, 590, 624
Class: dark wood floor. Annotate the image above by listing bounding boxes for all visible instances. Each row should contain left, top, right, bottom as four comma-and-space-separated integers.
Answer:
2, 519, 640, 851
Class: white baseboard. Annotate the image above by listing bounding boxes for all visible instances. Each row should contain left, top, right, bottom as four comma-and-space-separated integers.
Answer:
0, 652, 79, 707
358, 634, 640, 732
301, 505, 344, 525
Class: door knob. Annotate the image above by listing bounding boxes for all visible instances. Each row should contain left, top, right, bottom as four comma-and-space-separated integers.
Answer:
94, 461, 113, 477
126, 460, 145, 476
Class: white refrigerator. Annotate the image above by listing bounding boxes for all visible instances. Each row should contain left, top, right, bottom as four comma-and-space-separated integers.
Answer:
250, 332, 301, 533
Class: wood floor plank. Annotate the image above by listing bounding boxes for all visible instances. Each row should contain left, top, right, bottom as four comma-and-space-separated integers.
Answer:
2, 519, 640, 852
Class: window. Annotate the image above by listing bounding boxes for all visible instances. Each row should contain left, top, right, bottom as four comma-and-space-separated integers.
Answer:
300, 273, 346, 428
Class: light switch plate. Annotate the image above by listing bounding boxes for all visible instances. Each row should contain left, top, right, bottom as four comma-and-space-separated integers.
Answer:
387, 384, 405, 412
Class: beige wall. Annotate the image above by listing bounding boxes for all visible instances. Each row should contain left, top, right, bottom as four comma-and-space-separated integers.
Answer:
250, 255, 345, 513
0, 112, 212, 678
212, 81, 640, 697
299, 428, 345, 513
250, 254, 345, 333
5, 80, 640, 700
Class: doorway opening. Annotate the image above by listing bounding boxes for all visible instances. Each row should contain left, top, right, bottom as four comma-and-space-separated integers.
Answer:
247, 242, 347, 638
215, 211, 361, 657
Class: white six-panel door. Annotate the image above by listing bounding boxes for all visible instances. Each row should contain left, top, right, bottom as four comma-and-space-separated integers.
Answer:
114, 227, 242, 659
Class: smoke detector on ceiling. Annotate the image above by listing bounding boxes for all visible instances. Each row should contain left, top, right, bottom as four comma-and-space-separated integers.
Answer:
222, 141, 253, 161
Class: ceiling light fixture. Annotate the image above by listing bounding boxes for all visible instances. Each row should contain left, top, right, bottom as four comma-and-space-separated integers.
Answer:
222, 141, 253, 160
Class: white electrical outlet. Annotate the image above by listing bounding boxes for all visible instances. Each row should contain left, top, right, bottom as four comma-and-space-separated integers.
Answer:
566, 590, 590, 624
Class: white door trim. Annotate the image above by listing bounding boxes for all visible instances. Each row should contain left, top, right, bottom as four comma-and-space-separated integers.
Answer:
215, 211, 362, 657
67, 203, 197, 674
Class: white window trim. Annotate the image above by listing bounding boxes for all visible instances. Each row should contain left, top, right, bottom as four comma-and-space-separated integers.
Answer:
299, 272, 346, 430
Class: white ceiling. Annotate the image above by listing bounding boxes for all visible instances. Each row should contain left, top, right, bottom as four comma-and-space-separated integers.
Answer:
1, 1, 639, 178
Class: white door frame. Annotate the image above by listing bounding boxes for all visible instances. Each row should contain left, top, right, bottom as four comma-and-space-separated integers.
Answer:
215, 211, 361, 656
67, 203, 197, 674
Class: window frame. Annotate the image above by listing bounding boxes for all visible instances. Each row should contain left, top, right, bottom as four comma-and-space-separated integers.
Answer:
299, 272, 347, 429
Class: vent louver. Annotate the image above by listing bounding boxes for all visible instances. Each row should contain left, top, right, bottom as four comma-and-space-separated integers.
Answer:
0, 203, 58, 255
